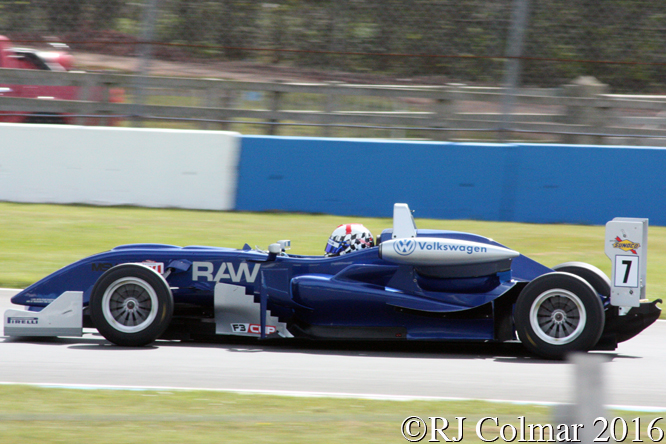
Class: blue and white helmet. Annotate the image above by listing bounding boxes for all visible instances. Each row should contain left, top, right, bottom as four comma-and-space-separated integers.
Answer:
325, 223, 375, 256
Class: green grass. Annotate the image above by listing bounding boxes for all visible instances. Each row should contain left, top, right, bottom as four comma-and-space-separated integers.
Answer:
0, 385, 662, 444
0, 201, 664, 318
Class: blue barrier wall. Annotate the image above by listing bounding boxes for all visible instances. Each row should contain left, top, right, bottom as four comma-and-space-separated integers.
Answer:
236, 136, 666, 225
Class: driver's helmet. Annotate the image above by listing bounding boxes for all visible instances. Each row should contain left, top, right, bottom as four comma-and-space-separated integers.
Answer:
325, 223, 375, 256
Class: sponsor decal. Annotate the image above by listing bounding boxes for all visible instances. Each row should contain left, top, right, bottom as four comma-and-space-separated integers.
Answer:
391, 239, 489, 256
192, 261, 261, 283
142, 261, 164, 274
416, 241, 488, 255
25, 298, 54, 304
393, 239, 417, 256
7, 317, 38, 325
93, 262, 165, 274
92, 262, 113, 272
231, 323, 277, 335
612, 237, 640, 254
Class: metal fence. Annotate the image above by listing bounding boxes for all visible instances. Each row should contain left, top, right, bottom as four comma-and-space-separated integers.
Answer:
4, 68, 666, 146
2, 0, 665, 91
1, 0, 666, 141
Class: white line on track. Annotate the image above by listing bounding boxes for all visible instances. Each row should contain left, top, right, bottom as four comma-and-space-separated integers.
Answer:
0, 382, 664, 413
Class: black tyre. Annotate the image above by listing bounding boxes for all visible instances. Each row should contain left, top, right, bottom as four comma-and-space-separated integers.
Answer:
552, 262, 610, 297
515, 272, 605, 359
90, 264, 173, 346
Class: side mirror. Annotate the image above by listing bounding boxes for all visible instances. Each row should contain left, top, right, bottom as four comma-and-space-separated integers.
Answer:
277, 240, 291, 251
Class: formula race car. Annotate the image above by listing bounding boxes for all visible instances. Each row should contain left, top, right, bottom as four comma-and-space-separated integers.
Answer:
4, 204, 661, 359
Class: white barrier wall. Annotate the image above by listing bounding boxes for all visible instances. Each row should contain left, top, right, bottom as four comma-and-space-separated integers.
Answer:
0, 124, 241, 210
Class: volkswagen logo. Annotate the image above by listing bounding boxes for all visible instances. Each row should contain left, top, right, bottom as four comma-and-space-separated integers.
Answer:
393, 239, 416, 256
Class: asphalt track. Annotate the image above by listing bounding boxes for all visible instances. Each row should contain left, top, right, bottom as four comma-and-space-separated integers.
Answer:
1, 288, 665, 410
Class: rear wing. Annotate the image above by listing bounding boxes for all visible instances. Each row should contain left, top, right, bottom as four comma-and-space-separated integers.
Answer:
605, 218, 648, 307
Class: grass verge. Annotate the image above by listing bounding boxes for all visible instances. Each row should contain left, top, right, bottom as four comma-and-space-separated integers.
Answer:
0, 385, 663, 444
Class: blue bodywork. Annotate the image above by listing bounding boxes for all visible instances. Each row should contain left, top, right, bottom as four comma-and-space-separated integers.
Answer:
11, 228, 555, 342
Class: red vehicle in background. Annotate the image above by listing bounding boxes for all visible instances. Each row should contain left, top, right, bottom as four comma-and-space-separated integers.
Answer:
0, 35, 124, 124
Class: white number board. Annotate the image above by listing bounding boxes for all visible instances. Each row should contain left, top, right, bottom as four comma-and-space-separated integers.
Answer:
613, 255, 639, 288
605, 218, 648, 307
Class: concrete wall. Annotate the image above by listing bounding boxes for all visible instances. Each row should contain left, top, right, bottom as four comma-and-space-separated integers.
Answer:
2, 126, 663, 225
236, 136, 666, 225
0, 124, 241, 210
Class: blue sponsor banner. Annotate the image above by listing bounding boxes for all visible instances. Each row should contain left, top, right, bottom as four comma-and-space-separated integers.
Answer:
236, 136, 666, 225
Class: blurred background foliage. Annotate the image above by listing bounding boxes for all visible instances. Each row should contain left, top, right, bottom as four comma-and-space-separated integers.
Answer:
0, 0, 664, 91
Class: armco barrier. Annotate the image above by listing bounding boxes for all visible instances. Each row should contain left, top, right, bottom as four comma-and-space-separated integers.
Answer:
0, 124, 241, 210
236, 136, 666, 225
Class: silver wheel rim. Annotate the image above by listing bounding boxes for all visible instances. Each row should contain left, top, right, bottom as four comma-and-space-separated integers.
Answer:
529, 289, 586, 345
101, 277, 158, 334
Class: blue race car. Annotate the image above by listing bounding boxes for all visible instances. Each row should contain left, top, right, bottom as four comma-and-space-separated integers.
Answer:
4, 204, 661, 359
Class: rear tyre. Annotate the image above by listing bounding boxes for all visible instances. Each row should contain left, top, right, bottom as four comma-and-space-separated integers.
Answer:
90, 264, 173, 346
552, 262, 610, 297
514, 272, 605, 359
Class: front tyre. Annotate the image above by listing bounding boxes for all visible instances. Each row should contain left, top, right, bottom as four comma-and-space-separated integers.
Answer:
90, 264, 173, 346
515, 272, 604, 359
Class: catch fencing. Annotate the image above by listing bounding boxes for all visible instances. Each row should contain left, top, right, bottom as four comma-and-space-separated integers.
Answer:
1, 1, 666, 141
2, 1, 665, 92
